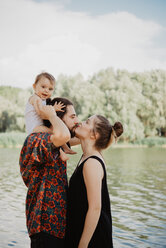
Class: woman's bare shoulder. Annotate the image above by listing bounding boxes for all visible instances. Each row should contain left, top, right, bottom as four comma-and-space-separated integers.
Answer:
83, 157, 104, 179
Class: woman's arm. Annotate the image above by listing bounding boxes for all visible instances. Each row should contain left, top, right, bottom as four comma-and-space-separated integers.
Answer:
78, 158, 104, 248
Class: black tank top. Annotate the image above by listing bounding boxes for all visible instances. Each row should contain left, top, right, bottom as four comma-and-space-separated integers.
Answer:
65, 155, 113, 248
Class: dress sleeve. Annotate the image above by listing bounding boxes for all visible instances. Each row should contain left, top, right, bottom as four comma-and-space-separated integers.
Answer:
31, 132, 60, 164
19, 133, 60, 186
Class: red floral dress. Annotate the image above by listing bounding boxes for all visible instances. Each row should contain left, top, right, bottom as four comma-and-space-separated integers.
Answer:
19, 132, 67, 239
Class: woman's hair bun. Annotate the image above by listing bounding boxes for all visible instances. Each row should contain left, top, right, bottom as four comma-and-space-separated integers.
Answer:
113, 122, 123, 137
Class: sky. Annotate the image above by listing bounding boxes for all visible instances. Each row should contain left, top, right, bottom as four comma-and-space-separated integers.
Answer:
0, 0, 166, 88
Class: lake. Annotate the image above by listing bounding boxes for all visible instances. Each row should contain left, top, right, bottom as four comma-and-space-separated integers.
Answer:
0, 147, 166, 247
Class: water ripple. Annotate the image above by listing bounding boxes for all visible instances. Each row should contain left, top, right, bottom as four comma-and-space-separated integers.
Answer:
0, 148, 166, 247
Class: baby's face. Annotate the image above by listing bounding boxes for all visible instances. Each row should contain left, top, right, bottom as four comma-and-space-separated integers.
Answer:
33, 76, 54, 99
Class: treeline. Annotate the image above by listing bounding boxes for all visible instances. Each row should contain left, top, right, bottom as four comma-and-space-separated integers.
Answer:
0, 68, 166, 142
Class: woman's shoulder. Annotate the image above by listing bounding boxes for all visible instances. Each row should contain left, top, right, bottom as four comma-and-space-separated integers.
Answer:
84, 156, 105, 169
83, 156, 105, 179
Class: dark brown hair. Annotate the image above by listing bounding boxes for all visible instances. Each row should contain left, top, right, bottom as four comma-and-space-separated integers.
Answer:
44, 97, 73, 127
94, 115, 123, 150
34, 72, 56, 86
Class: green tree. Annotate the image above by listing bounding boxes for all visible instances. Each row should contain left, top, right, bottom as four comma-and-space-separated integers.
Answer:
136, 70, 166, 136
0, 111, 17, 132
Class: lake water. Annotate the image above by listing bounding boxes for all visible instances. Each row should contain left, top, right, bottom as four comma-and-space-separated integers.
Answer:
0, 147, 166, 248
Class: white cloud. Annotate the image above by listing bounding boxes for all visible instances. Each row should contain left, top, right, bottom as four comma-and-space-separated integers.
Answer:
0, 0, 165, 88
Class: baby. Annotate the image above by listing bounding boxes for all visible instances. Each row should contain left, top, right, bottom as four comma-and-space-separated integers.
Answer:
25, 72, 73, 161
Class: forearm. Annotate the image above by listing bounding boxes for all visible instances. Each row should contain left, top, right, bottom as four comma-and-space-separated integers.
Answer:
33, 125, 52, 133
78, 207, 101, 248
49, 113, 71, 147
69, 137, 81, 146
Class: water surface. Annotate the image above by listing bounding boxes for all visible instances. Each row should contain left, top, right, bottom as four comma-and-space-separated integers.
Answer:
0, 147, 166, 247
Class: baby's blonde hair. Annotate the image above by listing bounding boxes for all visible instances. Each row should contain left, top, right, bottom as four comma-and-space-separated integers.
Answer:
34, 72, 56, 86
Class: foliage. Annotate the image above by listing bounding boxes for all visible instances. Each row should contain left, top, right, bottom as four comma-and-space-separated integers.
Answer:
133, 137, 166, 147
0, 132, 27, 147
0, 68, 166, 142
0, 86, 31, 132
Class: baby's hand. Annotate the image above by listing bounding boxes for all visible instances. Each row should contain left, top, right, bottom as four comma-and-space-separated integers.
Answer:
54, 101, 65, 112
59, 148, 69, 162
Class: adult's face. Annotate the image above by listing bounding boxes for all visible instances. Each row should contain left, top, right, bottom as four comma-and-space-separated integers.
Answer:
75, 115, 97, 139
62, 105, 79, 137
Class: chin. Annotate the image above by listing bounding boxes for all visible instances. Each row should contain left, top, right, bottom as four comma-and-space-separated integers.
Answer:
74, 129, 80, 138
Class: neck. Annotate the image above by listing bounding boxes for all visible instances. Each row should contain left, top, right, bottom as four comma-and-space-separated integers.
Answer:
80, 139, 101, 158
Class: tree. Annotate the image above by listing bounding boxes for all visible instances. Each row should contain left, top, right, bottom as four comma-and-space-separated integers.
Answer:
0, 111, 17, 132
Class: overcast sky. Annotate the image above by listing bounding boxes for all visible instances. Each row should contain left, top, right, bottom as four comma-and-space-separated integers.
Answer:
0, 0, 166, 88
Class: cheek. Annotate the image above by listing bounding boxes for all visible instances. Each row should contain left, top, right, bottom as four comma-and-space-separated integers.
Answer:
75, 128, 83, 138
36, 88, 41, 93
38, 87, 43, 92
70, 119, 75, 126
63, 118, 72, 129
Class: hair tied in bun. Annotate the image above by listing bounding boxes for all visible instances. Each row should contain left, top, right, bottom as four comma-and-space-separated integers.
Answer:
113, 122, 123, 138
111, 126, 117, 143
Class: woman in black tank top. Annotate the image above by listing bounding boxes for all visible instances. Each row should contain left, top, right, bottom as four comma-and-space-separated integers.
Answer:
65, 115, 123, 248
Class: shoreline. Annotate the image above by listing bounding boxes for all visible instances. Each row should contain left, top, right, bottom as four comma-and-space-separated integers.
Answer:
1, 144, 166, 149
112, 144, 166, 148
0, 132, 166, 148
